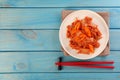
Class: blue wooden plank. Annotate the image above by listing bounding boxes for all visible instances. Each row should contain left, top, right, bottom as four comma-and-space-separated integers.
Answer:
0, 30, 119, 51
0, 8, 120, 29
0, 73, 119, 80
0, 8, 61, 29
0, 51, 118, 72
0, 0, 120, 7
0, 30, 59, 51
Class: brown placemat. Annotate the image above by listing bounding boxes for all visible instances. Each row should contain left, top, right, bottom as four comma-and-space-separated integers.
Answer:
61, 10, 110, 56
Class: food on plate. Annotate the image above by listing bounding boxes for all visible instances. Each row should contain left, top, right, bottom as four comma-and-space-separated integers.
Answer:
66, 16, 102, 54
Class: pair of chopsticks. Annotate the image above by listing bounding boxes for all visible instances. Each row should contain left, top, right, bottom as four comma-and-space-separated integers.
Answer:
55, 57, 114, 70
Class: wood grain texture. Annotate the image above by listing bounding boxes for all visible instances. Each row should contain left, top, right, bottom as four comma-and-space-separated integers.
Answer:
0, 51, 118, 72
0, 73, 119, 80
0, 0, 120, 80
0, 30, 59, 51
0, 8, 120, 29
0, 0, 120, 7
0, 0, 120, 78
0, 30, 119, 51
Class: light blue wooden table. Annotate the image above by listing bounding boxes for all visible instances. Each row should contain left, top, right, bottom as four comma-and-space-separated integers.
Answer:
0, 0, 120, 80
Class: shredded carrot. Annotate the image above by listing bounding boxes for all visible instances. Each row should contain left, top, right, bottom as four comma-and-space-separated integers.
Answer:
66, 16, 102, 54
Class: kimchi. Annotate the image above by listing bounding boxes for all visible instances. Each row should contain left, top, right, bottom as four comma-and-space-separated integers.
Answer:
67, 16, 102, 54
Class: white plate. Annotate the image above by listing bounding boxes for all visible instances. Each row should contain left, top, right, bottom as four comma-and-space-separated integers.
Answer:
59, 10, 109, 60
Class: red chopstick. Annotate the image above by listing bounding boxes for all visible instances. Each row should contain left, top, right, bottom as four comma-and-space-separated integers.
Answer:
55, 61, 114, 69
56, 61, 113, 65
55, 61, 114, 65
77, 65, 114, 69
